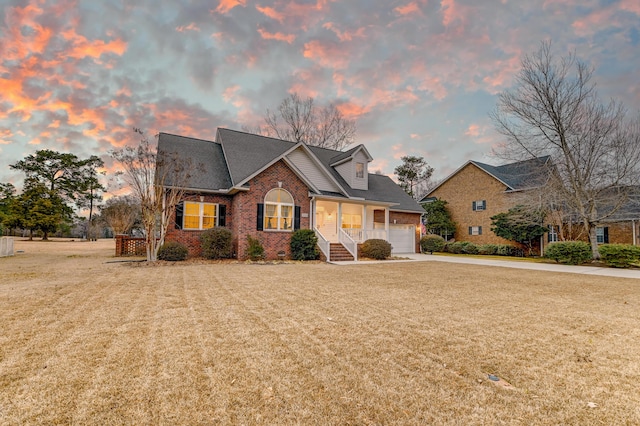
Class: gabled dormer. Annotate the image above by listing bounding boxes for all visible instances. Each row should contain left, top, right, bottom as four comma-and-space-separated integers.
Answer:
330, 145, 373, 190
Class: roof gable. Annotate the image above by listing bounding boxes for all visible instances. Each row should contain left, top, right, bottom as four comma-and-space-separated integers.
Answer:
216, 128, 296, 185
423, 156, 551, 201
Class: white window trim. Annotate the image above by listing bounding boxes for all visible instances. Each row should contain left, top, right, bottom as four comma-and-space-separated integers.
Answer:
470, 226, 482, 236
355, 162, 365, 179
596, 227, 605, 244
473, 200, 486, 211
264, 189, 294, 232
183, 201, 218, 230
549, 225, 559, 243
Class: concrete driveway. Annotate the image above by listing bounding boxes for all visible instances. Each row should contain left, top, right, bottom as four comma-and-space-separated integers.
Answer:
332, 253, 640, 280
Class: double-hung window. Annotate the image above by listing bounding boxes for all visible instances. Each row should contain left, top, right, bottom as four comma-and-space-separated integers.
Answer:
355, 162, 365, 179
181, 201, 218, 230
548, 225, 559, 243
596, 226, 609, 244
264, 188, 294, 231
472, 200, 486, 211
469, 226, 482, 236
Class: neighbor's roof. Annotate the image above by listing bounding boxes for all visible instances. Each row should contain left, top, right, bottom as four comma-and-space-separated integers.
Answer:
422, 156, 551, 201
158, 128, 425, 213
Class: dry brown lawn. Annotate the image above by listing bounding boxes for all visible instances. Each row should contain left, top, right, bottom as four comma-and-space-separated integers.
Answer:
1, 238, 639, 425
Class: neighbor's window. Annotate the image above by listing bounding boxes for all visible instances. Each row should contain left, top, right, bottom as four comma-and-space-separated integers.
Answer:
184, 202, 217, 230
548, 225, 559, 243
472, 200, 486, 211
596, 226, 608, 244
355, 162, 365, 179
469, 226, 482, 235
264, 188, 294, 231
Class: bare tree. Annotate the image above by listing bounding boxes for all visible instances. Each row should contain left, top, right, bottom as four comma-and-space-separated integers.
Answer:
262, 93, 356, 150
491, 41, 640, 258
111, 129, 194, 262
100, 195, 141, 236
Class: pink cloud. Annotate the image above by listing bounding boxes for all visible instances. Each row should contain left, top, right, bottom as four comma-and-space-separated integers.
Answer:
322, 22, 367, 41
336, 102, 371, 119
620, 0, 640, 14
465, 124, 480, 137
303, 40, 351, 69
395, 2, 421, 16
176, 23, 201, 32
257, 28, 296, 44
256, 5, 285, 22
60, 27, 127, 59
213, 0, 246, 14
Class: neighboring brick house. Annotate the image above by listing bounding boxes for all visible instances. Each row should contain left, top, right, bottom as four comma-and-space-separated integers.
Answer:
159, 129, 425, 260
422, 157, 640, 253
421, 157, 550, 251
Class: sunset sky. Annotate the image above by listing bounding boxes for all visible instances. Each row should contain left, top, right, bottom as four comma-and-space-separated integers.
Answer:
2, 0, 639, 192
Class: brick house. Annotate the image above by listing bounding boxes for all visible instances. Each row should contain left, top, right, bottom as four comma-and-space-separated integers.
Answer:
159, 129, 425, 260
422, 157, 640, 253
421, 157, 550, 252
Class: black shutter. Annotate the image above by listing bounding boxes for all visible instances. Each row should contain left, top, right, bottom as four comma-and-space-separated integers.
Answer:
294, 206, 301, 230
548, 225, 552, 242
218, 204, 226, 227
479, 226, 482, 235
472, 201, 476, 211
175, 202, 183, 229
604, 227, 609, 243
482, 200, 486, 210
257, 204, 264, 231
468, 226, 473, 235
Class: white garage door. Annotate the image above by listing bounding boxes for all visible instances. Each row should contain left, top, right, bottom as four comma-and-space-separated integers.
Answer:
389, 224, 416, 253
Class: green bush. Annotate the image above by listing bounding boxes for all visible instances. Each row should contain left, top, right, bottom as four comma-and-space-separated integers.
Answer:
290, 229, 319, 260
598, 244, 640, 268
479, 244, 499, 255
200, 227, 233, 259
246, 235, 265, 261
420, 234, 445, 253
360, 239, 392, 260
461, 242, 479, 254
157, 241, 188, 261
446, 241, 477, 254
545, 241, 592, 265
496, 244, 516, 256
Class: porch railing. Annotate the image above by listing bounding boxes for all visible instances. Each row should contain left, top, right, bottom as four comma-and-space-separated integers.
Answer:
338, 229, 358, 260
314, 228, 330, 261
342, 228, 388, 243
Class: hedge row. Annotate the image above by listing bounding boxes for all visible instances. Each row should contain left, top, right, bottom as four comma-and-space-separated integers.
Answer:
598, 244, 640, 268
419, 235, 522, 257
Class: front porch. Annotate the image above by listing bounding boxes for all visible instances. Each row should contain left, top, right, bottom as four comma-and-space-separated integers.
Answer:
312, 199, 418, 261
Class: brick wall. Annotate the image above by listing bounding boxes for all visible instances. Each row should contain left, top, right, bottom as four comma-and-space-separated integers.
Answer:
429, 163, 519, 246
165, 193, 233, 257
231, 160, 311, 260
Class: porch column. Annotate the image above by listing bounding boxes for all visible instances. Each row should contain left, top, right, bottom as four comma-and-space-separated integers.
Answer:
362, 204, 367, 240
385, 207, 389, 241
337, 202, 342, 232
310, 199, 315, 229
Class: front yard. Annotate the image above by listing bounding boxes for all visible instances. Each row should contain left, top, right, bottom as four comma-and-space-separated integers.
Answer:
1, 239, 639, 424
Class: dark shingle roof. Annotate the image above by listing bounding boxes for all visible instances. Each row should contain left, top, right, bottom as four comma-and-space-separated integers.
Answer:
157, 133, 231, 190
216, 128, 296, 185
472, 156, 551, 191
158, 128, 425, 213
309, 145, 425, 213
